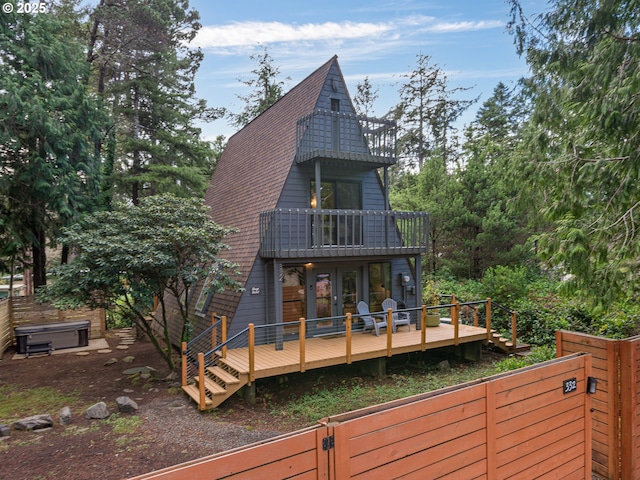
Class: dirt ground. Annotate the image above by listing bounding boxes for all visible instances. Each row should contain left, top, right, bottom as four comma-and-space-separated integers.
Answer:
0, 329, 300, 480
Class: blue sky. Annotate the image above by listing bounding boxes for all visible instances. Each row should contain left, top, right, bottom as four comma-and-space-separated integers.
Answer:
187, 0, 548, 141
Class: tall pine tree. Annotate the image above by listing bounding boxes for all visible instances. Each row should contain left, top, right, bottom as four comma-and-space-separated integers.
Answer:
0, 7, 107, 288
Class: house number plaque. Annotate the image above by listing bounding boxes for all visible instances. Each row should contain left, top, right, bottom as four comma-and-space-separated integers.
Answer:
563, 378, 577, 394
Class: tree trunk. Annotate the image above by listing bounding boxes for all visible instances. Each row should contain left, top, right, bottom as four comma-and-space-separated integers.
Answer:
31, 229, 47, 289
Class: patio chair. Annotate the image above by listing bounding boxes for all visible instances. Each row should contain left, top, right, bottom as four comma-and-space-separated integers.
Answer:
357, 301, 387, 336
382, 298, 411, 333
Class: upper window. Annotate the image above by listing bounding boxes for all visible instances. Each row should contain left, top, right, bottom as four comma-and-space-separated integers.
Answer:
331, 98, 340, 111
310, 180, 361, 209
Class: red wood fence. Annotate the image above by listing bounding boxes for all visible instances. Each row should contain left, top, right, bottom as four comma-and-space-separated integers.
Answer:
0, 298, 11, 359
130, 352, 592, 480
557, 329, 640, 479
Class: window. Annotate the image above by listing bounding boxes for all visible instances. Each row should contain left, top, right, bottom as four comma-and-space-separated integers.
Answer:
310, 180, 361, 210
369, 263, 391, 313
310, 180, 362, 246
194, 275, 213, 317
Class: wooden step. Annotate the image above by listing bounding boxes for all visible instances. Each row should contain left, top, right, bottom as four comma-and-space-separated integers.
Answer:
207, 366, 240, 385
181, 384, 213, 407
195, 376, 227, 396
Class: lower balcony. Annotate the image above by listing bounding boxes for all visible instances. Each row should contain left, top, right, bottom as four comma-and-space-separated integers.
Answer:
259, 208, 429, 259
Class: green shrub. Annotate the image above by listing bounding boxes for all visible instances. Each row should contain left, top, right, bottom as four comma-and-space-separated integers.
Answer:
481, 265, 532, 306
495, 345, 556, 372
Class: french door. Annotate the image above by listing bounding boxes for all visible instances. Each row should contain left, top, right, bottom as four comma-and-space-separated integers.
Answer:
310, 266, 360, 335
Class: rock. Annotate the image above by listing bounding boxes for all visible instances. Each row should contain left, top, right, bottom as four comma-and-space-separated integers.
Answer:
12, 414, 54, 431
0, 424, 10, 437
140, 373, 151, 380
59, 406, 72, 426
116, 396, 139, 413
164, 372, 178, 382
123, 389, 135, 394
104, 358, 118, 366
123, 366, 153, 376
122, 356, 135, 363
85, 402, 110, 419
437, 359, 451, 372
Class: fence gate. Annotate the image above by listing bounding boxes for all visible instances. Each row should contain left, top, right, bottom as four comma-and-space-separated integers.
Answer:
557, 330, 640, 479
130, 353, 591, 480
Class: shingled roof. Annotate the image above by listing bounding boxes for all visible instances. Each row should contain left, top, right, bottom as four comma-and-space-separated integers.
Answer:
203, 56, 338, 317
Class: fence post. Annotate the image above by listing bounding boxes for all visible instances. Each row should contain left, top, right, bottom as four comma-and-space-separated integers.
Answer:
197, 352, 206, 411
421, 305, 426, 351
221, 316, 227, 359
211, 313, 217, 350
181, 342, 187, 387
386, 309, 393, 356
453, 302, 459, 346
299, 318, 306, 373
511, 310, 517, 349
486, 298, 492, 341
346, 313, 352, 364
248, 323, 255, 384
620, 339, 634, 480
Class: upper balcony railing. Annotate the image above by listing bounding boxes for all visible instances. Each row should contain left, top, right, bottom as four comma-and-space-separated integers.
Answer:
296, 109, 397, 167
259, 208, 429, 259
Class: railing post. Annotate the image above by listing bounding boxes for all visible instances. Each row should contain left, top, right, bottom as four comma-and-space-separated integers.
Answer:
221, 315, 227, 359
299, 318, 306, 373
211, 312, 217, 350
486, 298, 492, 341
473, 306, 479, 327
181, 341, 187, 387
248, 323, 255, 384
346, 313, 352, 364
453, 302, 460, 346
421, 305, 427, 351
197, 352, 206, 411
511, 311, 517, 349
386, 309, 393, 356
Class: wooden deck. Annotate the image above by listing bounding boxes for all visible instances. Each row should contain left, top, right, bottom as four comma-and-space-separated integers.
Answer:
220, 322, 488, 380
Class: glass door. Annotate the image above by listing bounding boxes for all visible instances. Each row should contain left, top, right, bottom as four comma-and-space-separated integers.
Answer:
310, 266, 360, 335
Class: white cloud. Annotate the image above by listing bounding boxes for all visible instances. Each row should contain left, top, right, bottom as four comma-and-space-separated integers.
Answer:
425, 20, 505, 33
193, 20, 393, 49
192, 16, 504, 51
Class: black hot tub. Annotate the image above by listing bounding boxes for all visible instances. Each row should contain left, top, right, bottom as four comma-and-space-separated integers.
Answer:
15, 320, 90, 355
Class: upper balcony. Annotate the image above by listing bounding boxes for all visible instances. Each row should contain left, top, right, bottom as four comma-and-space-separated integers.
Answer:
296, 109, 397, 167
259, 208, 429, 259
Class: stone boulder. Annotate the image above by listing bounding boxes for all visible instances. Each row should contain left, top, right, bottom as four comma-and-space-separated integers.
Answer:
59, 406, 72, 426
85, 402, 110, 419
116, 396, 139, 414
12, 414, 54, 431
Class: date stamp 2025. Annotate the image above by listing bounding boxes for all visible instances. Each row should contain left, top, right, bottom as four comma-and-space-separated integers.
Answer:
3, 2, 49, 14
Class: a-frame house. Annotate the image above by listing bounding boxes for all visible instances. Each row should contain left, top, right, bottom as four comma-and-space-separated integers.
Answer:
172, 56, 429, 344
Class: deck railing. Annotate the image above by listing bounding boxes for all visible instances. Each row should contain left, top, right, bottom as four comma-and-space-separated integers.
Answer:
296, 109, 397, 166
180, 298, 511, 399
259, 208, 429, 258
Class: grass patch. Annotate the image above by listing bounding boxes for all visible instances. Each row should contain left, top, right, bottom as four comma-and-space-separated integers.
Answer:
270, 358, 499, 424
0, 385, 83, 423
103, 414, 142, 435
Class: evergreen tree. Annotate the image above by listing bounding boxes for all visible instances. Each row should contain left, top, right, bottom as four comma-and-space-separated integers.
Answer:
87, 0, 219, 204
393, 54, 475, 171
0, 7, 107, 288
230, 46, 289, 127
508, 0, 640, 306
353, 76, 379, 117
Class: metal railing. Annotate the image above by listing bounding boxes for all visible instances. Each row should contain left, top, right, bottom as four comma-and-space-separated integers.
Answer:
296, 109, 397, 166
259, 208, 429, 258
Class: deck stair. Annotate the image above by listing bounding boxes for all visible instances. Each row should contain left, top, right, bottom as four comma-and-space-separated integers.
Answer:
182, 362, 248, 410
488, 329, 529, 354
